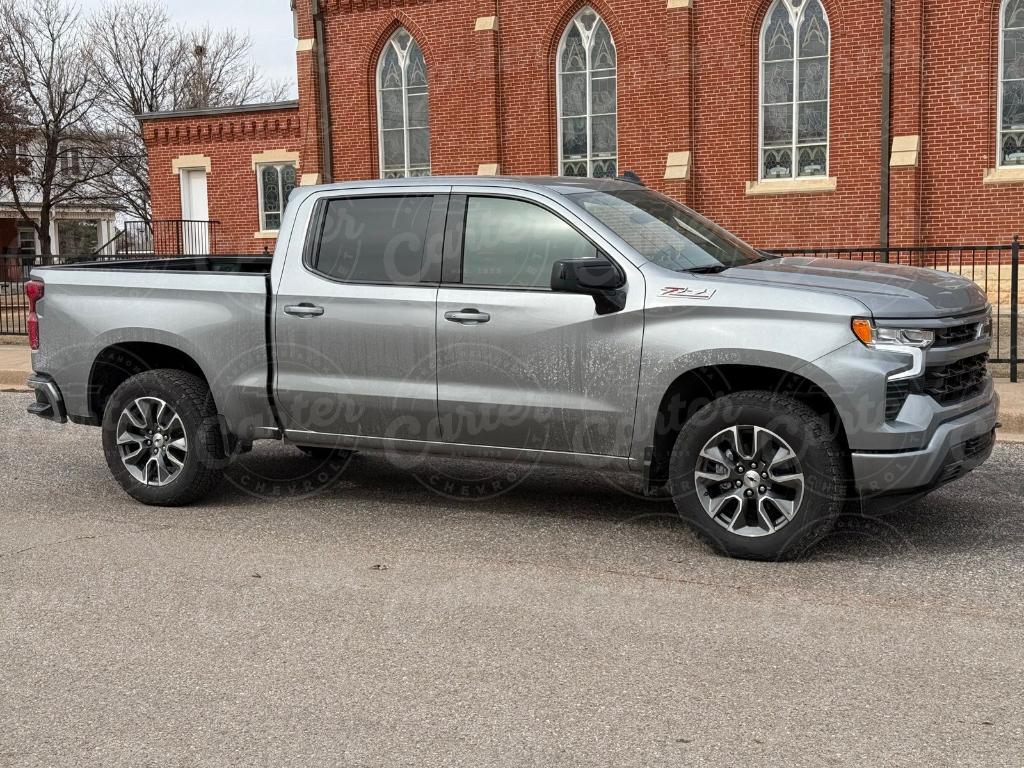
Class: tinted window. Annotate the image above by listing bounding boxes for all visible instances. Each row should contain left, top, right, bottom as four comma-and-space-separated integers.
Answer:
462, 196, 597, 288
314, 195, 434, 283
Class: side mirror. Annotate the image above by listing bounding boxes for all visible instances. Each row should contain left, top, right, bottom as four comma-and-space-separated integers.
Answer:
551, 258, 627, 314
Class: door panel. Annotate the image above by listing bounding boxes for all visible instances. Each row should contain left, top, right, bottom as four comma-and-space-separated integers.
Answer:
275, 281, 440, 440
436, 288, 644, 456
435, 189, 644, 457
273, 190, 447, 442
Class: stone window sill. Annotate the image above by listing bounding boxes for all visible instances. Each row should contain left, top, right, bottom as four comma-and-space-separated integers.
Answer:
983, 167, 1024, 185
254, 230, 279, 239
745, 177, 837, 196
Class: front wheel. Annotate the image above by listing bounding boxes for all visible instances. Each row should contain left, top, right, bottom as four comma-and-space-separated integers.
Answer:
668, 391, 845, 561
102, 369, 226, 506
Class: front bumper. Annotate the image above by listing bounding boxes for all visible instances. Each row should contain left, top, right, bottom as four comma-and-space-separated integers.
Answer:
26, 374, 68, 424
851, 393, 999, 496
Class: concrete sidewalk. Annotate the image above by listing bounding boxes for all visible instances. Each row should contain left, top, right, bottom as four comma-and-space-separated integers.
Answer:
0, 345, 30, 391
1, 341, 1023, 440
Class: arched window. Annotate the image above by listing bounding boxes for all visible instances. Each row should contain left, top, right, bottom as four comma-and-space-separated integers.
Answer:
1000, 0, 1024, 166
557, 7, 617, 178
759, 0, 830, 180
376, 28, 430, 178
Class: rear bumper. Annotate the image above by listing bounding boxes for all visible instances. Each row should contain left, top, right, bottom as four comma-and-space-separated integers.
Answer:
851, 394, 999, 496
26, 374, 68, 424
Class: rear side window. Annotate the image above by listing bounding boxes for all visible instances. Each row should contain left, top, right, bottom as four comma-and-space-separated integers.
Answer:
312, 195, 434, 284
461, 196, 598, 288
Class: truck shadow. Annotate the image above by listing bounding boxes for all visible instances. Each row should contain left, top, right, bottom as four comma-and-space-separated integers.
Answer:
210, 442, 1023, 563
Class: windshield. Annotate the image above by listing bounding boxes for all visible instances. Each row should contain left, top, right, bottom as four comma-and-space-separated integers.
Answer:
570, 188, 766, 272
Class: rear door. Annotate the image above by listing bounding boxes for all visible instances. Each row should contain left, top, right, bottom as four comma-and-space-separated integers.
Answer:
274, 187, 449, 442
179, 168, 210, 254
435, 187, 645, 457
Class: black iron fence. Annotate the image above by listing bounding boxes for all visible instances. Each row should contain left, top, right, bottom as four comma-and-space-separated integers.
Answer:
95, 219, 222, 256
770, 237, 1021, 381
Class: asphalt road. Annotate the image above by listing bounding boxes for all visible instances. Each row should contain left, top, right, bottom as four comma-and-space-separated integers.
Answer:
1, 391, 1022, 767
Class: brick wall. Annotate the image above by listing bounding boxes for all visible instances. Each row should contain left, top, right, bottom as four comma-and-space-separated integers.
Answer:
142, 105, 303, 254
144, 0, 1024, 252
918, 0, 1022, 245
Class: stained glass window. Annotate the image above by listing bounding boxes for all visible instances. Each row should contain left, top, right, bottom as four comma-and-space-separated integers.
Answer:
760, 0, 830, 179
557, 8, 617, 178
1000, 0, 1024, 166
377, 28, 430, 178
258, 163, 297, 231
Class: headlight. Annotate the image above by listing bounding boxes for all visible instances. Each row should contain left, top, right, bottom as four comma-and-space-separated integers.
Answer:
851, 318, 935, 349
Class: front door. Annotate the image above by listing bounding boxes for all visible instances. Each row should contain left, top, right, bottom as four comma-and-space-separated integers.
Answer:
274, 189, 449, 444
435, 190, 645, 457
179, 168, 209, 254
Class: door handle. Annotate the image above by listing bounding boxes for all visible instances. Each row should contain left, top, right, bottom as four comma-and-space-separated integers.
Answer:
284, 303, 325, 318
444, 309, 491, 325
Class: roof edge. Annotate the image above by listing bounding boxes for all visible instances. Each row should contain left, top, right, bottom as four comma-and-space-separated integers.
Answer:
137, 100, 300, 121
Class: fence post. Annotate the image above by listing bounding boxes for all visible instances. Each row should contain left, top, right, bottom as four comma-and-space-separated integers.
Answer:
1011, 235, 1019, 384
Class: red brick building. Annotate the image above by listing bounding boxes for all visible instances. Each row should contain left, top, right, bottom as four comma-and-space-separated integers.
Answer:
140, 0, 1024, 254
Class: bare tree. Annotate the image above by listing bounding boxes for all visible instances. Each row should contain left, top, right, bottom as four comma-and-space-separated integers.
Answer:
87, 2, 186, 221
0, 0, 113, 255
88, 2, 289, 219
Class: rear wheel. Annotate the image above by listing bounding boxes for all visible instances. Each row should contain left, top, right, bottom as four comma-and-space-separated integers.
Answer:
102, 369, 226, 506
668, 391, 845, 560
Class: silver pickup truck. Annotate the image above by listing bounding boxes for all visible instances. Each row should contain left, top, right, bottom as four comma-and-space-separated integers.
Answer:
25, 177, 998, 559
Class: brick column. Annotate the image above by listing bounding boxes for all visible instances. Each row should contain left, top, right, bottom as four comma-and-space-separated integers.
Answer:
295, 0, 324, 185
467, 9, 502, 175
887, 0, 924, 246
663, 0, 693, 204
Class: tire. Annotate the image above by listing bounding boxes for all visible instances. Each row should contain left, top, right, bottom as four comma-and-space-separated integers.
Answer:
101, 369, 226, 506
297, 446, 354, 462
668, 390, 845, 561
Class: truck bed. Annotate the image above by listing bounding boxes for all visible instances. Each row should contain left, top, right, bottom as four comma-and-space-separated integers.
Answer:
30, 256, 277, 439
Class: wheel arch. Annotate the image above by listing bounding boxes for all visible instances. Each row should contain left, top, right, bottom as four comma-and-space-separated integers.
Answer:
88, 342, 212, 424
645, 362, 851, 488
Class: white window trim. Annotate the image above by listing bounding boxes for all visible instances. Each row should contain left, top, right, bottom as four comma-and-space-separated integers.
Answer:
376, 29, 431, 179
556, 7, 618, 178
758, 0, 831, 181
256, 162, 298, 233
998, 0, 1024, 169
17, 226, 38, 256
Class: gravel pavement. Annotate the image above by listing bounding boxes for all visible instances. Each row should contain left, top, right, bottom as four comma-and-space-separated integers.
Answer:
1, 392, 1022, 767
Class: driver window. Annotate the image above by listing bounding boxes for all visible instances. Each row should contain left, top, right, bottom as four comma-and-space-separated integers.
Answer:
461, 196, 598, 288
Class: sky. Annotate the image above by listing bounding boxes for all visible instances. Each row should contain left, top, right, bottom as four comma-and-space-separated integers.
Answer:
77, 0, 298, 99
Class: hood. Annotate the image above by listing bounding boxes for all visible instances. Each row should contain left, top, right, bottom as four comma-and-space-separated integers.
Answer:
724, 257, 989, 319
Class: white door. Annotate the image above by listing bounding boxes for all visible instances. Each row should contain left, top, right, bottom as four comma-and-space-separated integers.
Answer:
179, 168, 209, 254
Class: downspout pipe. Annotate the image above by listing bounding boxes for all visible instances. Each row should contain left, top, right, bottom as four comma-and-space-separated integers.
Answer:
880, 0, 892, 254
313, 0, 334, 183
